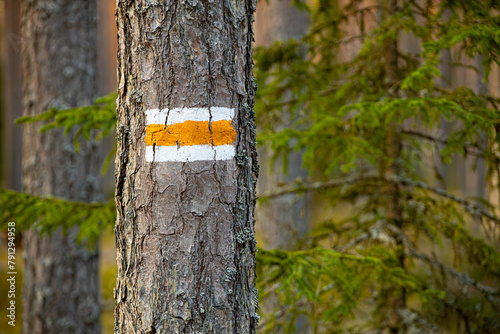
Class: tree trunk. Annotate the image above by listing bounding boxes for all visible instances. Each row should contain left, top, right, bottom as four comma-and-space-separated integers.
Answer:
114, 1, 258, 333
20, 1, 102, 333
254, 0, 309, 250
96, 0, 118, 96
2, 0, 23, 191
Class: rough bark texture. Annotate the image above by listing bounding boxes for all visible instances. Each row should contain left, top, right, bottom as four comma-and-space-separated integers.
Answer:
20, 1, 102, 333
114, 1, 258, 333
253, 0, 310, 251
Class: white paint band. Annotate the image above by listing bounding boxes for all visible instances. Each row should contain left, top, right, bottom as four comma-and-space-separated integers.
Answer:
146, 145, 235, 162
145, 107, 234, 125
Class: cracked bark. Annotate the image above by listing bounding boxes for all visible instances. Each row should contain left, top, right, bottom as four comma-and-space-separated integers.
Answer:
114, 1, 258, 333
20, 1, 102, 333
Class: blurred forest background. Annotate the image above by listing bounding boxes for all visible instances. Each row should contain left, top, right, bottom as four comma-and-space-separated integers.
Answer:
1, 0, 500, 333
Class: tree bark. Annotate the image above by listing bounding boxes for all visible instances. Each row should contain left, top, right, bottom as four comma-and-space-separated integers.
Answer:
114, 1, 258, 333
20, 1, 102, 333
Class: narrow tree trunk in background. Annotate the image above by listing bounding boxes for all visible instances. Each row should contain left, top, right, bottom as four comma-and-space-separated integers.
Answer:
254, 0, 309, 250
1, 0, 23, 191
96, 0, 118, 96
441, 38, 486, 198
437, 46, 452, 189
21, 1, 102, 333
471, 56, 487, 200
114, 1, 258, 333
382, 0, 405, 332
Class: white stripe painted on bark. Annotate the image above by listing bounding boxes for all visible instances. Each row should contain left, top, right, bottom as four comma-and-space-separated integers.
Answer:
145, 107, 234, 125
146, 144, 235, 162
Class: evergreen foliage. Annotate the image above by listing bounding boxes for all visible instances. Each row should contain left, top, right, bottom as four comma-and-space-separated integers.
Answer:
0, 188, 114, 247
15, 92, 117, 141
2, 93, 117, 247
16, 92, 117, 174
254, 0, 500, 332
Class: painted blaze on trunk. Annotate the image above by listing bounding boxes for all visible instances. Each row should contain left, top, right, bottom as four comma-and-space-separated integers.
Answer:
114, 1, 259, 333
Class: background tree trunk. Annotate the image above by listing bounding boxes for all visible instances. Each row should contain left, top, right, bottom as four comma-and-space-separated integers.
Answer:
20, 1, 102, 333
254, 0, 308, 46
254, 0, 310, 251
114, 1, 258, 333
1, 0, 23, 191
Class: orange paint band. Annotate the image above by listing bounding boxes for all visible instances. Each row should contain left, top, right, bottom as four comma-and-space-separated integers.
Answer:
145, 120, 236, 147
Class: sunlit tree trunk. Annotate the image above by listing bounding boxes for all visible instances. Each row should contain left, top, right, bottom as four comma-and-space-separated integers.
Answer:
254, 0, 309, 250
20, 1, 102, 333
114, 1, 258, 333
96, 0, 117, 96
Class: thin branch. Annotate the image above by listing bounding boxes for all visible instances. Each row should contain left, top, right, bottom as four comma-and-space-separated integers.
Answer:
385, 223, 500, 300
335, 232, 371, 252
258, 176, 383, 199
408, 247, 500, 299
397, 176, 500, 223
259, 175, 499, 224
402, 129, 485, 158
334, 221, 386, 252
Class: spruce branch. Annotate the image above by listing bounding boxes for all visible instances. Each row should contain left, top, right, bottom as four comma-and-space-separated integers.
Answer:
0, 187, 115, 247
15, 91, 117, 146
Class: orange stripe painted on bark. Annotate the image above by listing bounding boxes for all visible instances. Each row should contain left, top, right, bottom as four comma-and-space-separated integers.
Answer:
145, 120, 236, 147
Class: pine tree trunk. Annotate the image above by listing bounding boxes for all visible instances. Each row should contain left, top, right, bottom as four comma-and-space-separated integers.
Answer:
114, 1, 258, 333
20, 1, 102, 333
